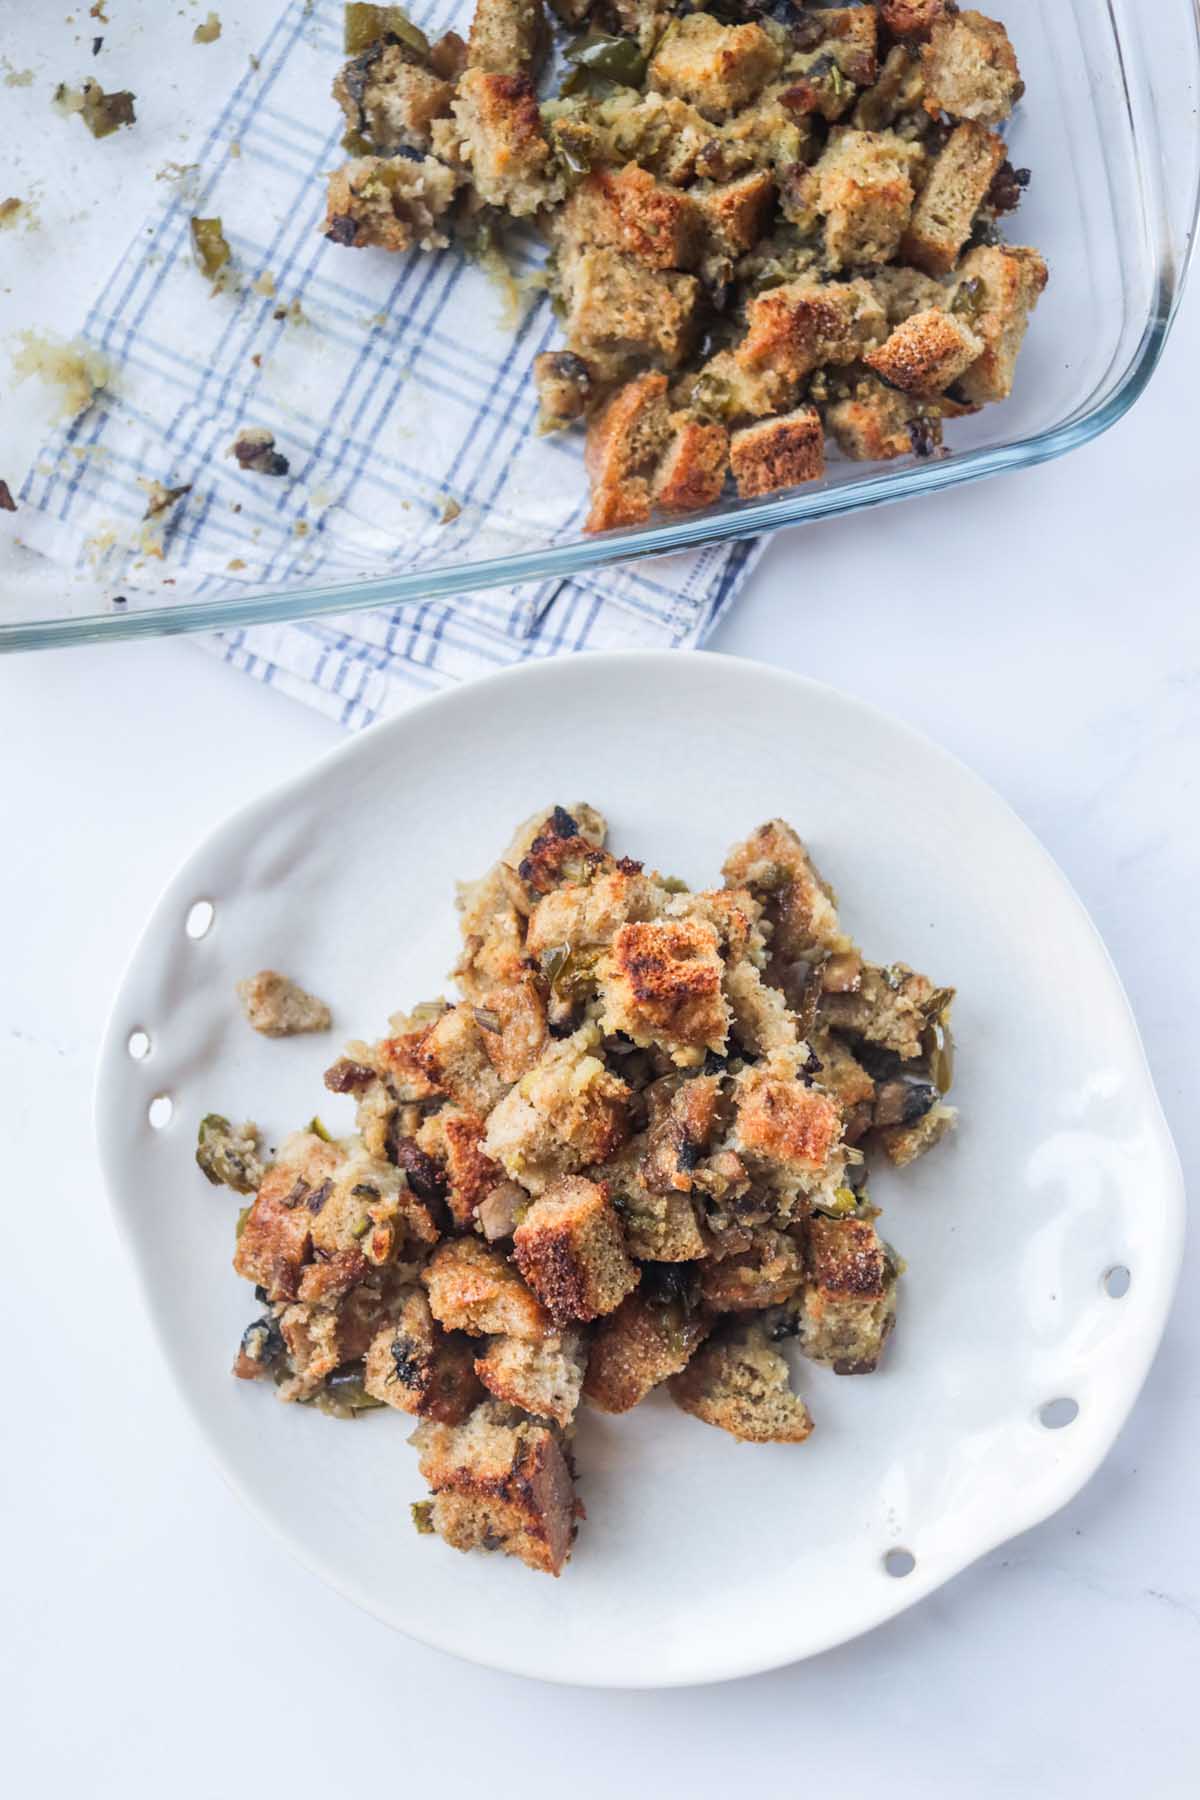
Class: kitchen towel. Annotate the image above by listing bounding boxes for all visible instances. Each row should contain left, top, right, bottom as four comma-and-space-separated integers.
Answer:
16, 0, 761, 729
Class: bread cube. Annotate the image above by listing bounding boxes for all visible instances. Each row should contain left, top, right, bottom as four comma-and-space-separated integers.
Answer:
901, 120, 1006, 274
324, 155, 457, 252
422, 1236, 551, 1338
736, 278, 886, 410
730, 407, 825, 499
415, 1000, 508, 1113
649, 14, 783, 121
482, 1027, 631, 1191
333, 42, 454, 153
563, 246, 699, 381
922, 9, 1024, 125
670, 1320, 813, 1442
825, 377, 932, 462
879, 0, 950, 39
812, 127, 923, 270
474, 1327, 588, 1426
951, 243, 1047, 403
450, 69, 562, 216
733, 1062, 843, 1182
559, 164, 702, 271
513, 1175, 639, 1323
723, 818, 847, 960
800, 1215, 897, 1374
584, 1291, 713, 1413
652, 417, 729, 512
363, 1285, 484, 1421
599, 916, 730, 1066
412, 1400, 577, 1575
819, 960, 945, 1059
467, 0, 548, 75
693, 169, 776, 260
866, 305, 983, 394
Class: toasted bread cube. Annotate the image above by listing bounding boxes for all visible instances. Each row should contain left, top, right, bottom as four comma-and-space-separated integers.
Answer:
825, 377, 933, 461
652, 418, 729, 512
806, 6, 879, 84
415, 1001, 509, 1113
699, 1227, 805, 1312
951, 243, 1047, 403
467, 0, 548, 75
723, 960, 799, 1059
415, 1106, 503, 1230
599, 916, 730, 1066
584, 1291, 712, 1413
866, 305, 983, 394
563, 246, 699, 382
812, 127, 923, 270
412, 1401, 576, 1575
874, 1099, 956, 1166
693, 169, 776, 258
234, 1133, 433, 1306
559, 164, 702, 271
901, 120, 1006, 274
730, 407, 825, 499
422, 1237, 551, 1338
922, 9, 1023, 125
583, 370, 672, 532
736, 278, 886, 409
590, 370, 680, 525
524, 862, 666, 960
483, 1026, 631, 1192
819, 960, 945, 1059
649, 14, 782, 121
324, 155, 457, 251
450, 69, 561, 216
801, 1215, 897, 1374
513, 1175, 639, 1323
670, 1320, 813, 1442
879, 0, 950, 39
733, 1063, 843, 1182
474, 1328, 587, 1425
333, 43, 454, 153
723, 818, 847, 960
363, 1286, 484, 1421
236, 970, 330, 1037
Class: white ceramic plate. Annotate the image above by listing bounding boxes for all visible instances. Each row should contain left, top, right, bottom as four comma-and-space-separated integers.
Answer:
95, 652, 1183, 1687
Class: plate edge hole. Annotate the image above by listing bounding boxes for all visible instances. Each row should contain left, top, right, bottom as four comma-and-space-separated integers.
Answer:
883, 1548, 915, 1579
1038, 1397, 1079, 1430
147, 1094, 173, 1130
1103, 1264, 1131, 1299
127, 1028, 151, 1061
185, 900, 215, 940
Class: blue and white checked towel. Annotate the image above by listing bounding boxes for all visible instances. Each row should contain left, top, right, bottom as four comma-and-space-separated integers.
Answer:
18, 0, 762, 728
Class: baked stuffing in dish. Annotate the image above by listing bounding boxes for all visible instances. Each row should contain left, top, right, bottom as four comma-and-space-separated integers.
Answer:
322, 1, 1044, 529
200, 804, 956, 1576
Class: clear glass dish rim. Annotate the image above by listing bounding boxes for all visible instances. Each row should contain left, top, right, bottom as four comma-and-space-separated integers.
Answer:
3, 3, 1196, 654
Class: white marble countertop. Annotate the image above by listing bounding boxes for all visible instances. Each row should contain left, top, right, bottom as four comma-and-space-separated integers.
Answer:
5, 289, 1198, 1796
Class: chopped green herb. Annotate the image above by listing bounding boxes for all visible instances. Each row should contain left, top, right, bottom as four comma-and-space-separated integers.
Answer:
344, 3, 430, 59
190, 216, 231, 283
411, 1500, 434, 1534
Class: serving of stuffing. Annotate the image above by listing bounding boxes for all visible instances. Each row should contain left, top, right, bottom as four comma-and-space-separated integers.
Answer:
199, 803, 957, 1577
322, 1, 1044, 530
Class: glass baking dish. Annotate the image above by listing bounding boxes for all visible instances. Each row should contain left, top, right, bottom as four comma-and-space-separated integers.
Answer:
1, 0, 1197, 651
